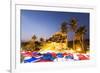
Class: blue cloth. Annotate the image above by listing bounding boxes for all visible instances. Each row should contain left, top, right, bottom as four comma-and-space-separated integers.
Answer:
42, 53, 55, 61
57, 53, 63, 58
24, 57, 40, 63
65, 55, 73, 59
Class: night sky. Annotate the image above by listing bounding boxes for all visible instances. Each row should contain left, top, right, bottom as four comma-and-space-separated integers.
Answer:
21, 10, 89, 41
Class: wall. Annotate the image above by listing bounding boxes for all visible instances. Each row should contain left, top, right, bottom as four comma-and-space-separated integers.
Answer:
0, 0, 99, 73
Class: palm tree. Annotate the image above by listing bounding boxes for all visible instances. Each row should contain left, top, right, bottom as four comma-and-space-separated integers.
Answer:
70, 18, 78, 50
60, 21, 69, 48
60, 21, 68, 33
75, 26, 87, 52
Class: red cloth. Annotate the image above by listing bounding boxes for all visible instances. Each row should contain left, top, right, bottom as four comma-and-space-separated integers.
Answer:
51, 52, 57, 57
77, 54, 89, 60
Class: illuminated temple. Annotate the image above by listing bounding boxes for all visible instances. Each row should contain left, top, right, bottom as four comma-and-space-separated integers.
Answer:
39, 31, 68, 53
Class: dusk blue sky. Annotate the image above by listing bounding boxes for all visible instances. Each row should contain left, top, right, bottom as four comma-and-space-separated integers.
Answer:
21, 9, 89, 41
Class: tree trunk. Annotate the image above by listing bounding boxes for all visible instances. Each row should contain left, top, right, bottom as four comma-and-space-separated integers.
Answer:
79, 38, 82, 53
73, 36, 75, 50
66, 35, 68, 49
81, 34, 84, 53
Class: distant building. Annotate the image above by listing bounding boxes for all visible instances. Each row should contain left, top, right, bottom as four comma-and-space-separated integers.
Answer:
39, 31, 68, 53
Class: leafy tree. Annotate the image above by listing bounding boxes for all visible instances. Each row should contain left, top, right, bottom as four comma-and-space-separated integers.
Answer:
75, 26, 87, 52
70, 18, 78, 50
32, 35, 37, 41
60, 21, 68, 33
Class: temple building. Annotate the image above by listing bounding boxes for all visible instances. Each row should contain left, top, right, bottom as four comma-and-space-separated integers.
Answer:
39, 31, 68, 53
